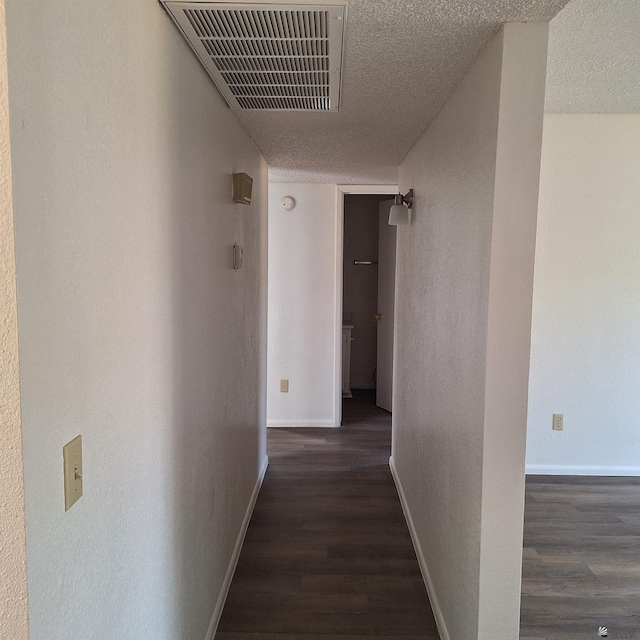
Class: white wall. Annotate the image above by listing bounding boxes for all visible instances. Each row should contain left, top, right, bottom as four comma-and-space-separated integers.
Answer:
6, 1, 267, 639
392, 24, 548, 640
0, 1, 29, 637
527, 114, 640, 475
267, 183, 340, 427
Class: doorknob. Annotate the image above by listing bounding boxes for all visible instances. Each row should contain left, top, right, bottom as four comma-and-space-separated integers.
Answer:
374, 313, 382, 320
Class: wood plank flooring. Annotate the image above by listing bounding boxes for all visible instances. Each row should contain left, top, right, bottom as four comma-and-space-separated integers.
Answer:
216, 391, 439, 639
520, 475, 640, 640
217, 393, 640, 639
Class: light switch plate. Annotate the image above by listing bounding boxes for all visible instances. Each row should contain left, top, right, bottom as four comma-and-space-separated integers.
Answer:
280, 379, 289, 393
63, 435, 83, 511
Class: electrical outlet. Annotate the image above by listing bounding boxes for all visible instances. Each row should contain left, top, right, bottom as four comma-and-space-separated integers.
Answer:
280, 379, 289, 393
552, 413, 564, 431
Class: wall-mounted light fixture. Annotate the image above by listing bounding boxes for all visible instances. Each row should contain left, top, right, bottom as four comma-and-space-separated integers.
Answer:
388, 189, 413, 226
232, 173, 253, 205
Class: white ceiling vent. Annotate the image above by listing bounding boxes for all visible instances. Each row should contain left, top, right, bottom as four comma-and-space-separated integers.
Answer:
162, 2, 347, 111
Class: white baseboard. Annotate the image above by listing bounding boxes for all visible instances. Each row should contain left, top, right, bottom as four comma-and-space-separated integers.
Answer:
389, 456, 451, 640
204, 455, 269, 640
266, 419, 339, 428
526, 464, 640, 476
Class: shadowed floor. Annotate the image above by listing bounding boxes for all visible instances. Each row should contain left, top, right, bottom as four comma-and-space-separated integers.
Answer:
216, 390, 439, 639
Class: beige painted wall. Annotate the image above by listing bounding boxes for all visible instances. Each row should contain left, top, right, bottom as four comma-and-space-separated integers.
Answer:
6, 1, 267, 638
527, 114, 640, 474
0, 1, 29, 637
478, 24, 548, 639
392, 23, 548, 640
267, 183, 340, 427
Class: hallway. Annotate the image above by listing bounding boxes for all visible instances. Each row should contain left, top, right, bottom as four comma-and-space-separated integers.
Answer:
216, 391, 439, 639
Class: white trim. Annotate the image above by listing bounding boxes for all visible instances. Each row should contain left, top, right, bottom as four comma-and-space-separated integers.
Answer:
204, 456, 269, 640
334, 186, 345, 428
526, 464, 640, 476
338, 184, 400, 195
389, 456, 451, 640
266, 419, 339, 428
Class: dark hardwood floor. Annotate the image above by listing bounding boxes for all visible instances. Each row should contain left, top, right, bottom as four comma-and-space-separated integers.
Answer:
216, 390, 439, 639
216, 394, 640, 639
520, 475, 640, 640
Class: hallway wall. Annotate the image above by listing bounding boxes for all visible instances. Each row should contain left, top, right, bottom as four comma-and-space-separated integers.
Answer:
392, 23, 548, 640
0, 1, 29, 637
267, 183, 340, 427
6, 1, 267, 639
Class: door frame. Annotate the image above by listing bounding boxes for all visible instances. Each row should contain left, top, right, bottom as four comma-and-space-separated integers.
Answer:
334, 184, 399, 426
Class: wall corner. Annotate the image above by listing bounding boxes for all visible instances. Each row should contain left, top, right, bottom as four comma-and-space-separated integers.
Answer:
478, 21, 549, 640
0, 1, 30, 637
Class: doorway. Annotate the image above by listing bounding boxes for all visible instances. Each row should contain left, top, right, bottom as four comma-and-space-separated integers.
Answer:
341, 193, 397, 414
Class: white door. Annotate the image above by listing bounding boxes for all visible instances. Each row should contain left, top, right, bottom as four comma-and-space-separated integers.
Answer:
376, 199, 396, 412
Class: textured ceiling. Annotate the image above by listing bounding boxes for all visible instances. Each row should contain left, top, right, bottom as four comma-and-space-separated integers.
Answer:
224, 0, 570, 183
545, 0, 640, 113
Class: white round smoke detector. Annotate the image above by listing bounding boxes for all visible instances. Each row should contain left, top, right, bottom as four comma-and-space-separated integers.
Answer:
281, 196, 296, 211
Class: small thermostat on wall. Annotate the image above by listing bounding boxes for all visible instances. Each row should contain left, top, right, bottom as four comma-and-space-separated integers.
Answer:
233, 243, 243, 270
281, 196, 296, 211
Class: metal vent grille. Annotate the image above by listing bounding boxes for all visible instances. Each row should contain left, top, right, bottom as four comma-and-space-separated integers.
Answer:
162, 2, 346, 111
